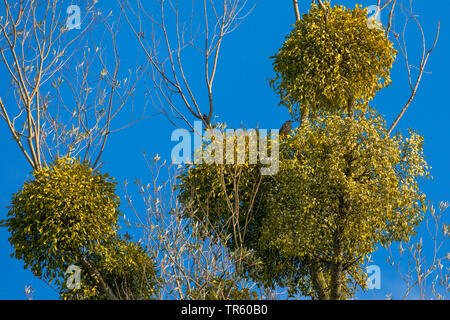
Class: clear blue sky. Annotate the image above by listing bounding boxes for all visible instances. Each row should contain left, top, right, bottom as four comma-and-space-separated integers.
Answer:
0, 0, 449, 299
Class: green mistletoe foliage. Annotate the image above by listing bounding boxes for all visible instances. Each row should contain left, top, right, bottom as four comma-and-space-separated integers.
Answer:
177, 130, 270, 251
176, 1, 430, 300
178, 161, 263, 245
1, 158, 158, 299
255, 109, 429, 298
60, 237, 159, 300
178, 109, 429, 299
177, 2, 428, 299
3, 158, 119, 279
270, 3, 396, 120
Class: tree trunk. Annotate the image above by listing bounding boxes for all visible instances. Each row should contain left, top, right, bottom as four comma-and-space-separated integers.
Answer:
329, 152, 354, 300
80, 256, 119, 300
301, 105, 310, 126
329, 231, 344, 300
310, 261, 329, 300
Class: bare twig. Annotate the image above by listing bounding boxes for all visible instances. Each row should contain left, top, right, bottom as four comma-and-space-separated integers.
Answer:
119, 0, 254, 130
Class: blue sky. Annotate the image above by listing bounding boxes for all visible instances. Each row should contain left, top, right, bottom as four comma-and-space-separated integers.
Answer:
0, 0, 449, 299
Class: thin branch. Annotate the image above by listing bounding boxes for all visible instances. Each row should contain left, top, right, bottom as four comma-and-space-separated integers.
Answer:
388, 21, 440, 136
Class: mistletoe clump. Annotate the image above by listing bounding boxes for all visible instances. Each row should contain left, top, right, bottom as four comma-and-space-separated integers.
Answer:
255, 108, 429, 298
2, 158, 158, 299
270, 3, 397, 120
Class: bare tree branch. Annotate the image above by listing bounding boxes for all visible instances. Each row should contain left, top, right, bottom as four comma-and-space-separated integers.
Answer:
374, 1, 440, 136
293, 0, 300, 21
119, 0, 255, 130
0, 0, 154, 170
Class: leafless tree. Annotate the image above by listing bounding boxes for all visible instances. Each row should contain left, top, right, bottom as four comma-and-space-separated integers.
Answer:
119, 0, 254, 132
385, 202, 449, 300
0, 0, 153, 170
124, 155, 280, 300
